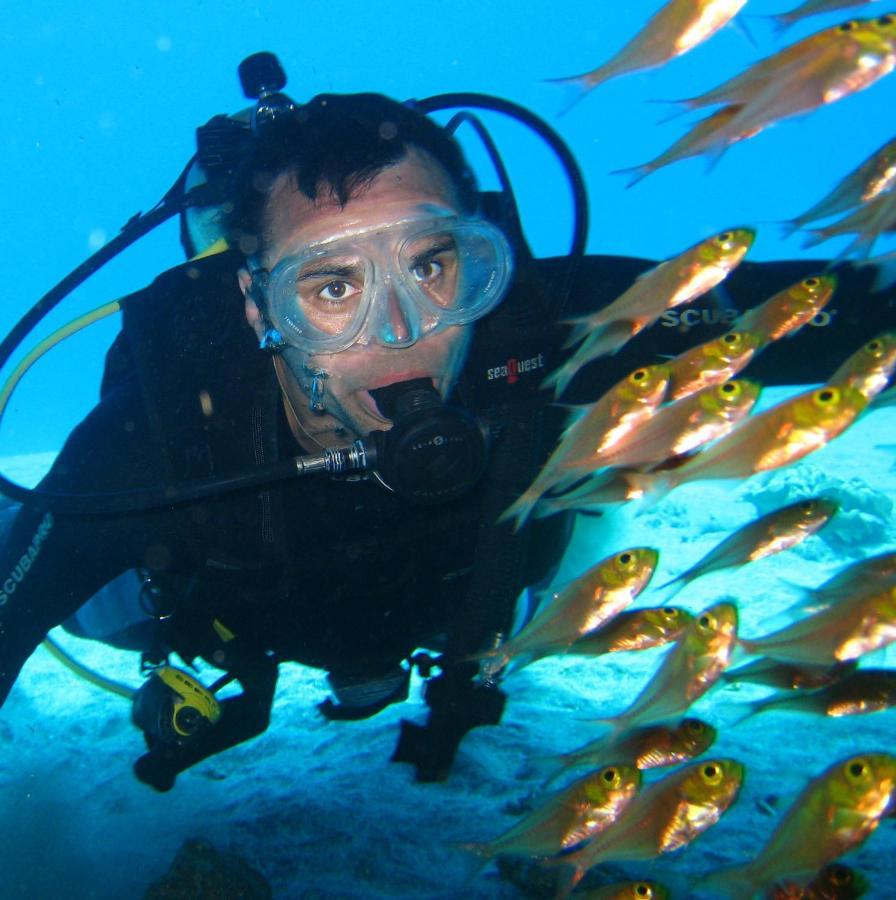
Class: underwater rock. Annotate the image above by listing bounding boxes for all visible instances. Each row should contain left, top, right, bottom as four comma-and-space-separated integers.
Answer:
143, 838, 271, 899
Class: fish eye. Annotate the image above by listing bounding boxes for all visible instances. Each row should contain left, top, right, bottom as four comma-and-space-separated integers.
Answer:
867, 339, 881, 352
722, 332, 738, 344
634, 886, 652, 899
662, 607, 678, 617
602, 766, 619, 782
839, 20, 857, 31
846, 758, 869, 780
720, 382, 738, 394
878, 15, 893, 26
717, 232, 733, 242
686, 719, 705, 734
618, 552, 633, 566
701, 762, 723, 784
828, 865, 852, 885
815, 388, 838, 405
804, 277, 819, 287
698, 613, 716, 631
632, 368, 648, 382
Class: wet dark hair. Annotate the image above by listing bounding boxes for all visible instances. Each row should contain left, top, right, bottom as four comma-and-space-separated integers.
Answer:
224, 93, 479, 257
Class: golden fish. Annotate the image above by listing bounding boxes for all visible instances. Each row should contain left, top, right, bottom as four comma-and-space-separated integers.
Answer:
460, 763, 641, 864
732, 275, 837, 346
575, 379, 760, 474
766, 862, 870, 899
784, 135, 896, 232
592, 601, 738, 736
671, 17, 885, 112
666, 329, 763, 401
624, 383, 869, 500
703, 753, 896, 898
666, 16, 896, 164
477, 548, 659, 675
569, 606, 693, 655
541, 718, 716, 788
803, 187, 896, 257
614, 105, 761, 187
501, 364, 670, 530
552, 758, 744, 899
786, 550, 896, 614
769, 0, 883, 34
657, 496, 838, 594
576, 882, 670, 900
740, 581, 896, 666
543, 228, 755, 398
722, 657, 857, 690
826, 331, 896, 398
739, 668, 896, 720
548, 0, 747, 105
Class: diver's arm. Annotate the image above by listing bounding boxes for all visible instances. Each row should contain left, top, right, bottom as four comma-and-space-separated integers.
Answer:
541, 255, 896, 404
0, 380, 183, 708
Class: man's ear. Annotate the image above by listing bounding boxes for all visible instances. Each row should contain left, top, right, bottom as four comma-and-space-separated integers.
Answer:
239, 268, 266, 341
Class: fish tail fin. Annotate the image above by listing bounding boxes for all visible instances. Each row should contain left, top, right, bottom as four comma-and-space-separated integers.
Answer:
609, 161, 655, 189
543, 66, 613, 116
620, 468, 673, 513
541, 855, 588, 899
645, 97, 694, 124
498, 486, 543, 532
560, 316, 595, 349
450, 842, 495, 885
763, 13, 793, 40
731, 14, 759, 51
698, 864, 756, 899
540, 362, 577, 400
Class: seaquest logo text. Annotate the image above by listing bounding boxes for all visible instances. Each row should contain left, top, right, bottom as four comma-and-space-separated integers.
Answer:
486, 353, 547, 384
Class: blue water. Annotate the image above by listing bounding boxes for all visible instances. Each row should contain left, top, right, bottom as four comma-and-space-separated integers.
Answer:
2, 2, 896, 897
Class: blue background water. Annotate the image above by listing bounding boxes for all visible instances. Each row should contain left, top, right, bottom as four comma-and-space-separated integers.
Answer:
1, 0, 894, 457
2, 4, 896, 898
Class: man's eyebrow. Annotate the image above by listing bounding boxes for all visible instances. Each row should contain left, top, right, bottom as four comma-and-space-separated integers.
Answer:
297, 262, 364, 280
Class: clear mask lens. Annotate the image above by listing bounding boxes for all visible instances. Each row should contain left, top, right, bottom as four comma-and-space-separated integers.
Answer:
260, 214, 513, 353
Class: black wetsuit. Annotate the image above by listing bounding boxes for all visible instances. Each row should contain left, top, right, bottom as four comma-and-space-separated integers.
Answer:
0, 247, 892, 788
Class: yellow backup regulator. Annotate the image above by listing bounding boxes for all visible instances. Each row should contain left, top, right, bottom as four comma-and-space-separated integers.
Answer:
0, 301, 223, 744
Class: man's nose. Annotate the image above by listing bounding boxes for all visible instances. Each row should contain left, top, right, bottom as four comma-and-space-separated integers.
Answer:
380, 285, 418, 346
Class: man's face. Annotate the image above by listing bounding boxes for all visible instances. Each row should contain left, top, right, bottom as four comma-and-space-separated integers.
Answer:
241, 149, 475, 448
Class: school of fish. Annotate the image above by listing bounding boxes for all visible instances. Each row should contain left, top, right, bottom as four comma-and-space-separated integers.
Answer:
461, 3, 896, 896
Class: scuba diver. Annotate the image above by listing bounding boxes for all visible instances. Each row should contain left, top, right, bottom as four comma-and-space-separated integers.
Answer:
0, 53, 894, 793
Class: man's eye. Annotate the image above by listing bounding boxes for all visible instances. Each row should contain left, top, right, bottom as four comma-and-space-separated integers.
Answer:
319, 280, 355, 301
411, 260, 443, 283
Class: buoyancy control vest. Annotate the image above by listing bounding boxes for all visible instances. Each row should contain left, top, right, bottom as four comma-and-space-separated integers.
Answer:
102, 247, 574, 668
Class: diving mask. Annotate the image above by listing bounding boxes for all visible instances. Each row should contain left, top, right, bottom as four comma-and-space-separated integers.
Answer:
249, 208, 514, 354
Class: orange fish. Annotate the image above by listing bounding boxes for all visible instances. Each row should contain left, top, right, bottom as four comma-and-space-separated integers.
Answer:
768, 0, 883, 35
827, 331, 896, 398
732, 274, 837, 346
540, 718, 716, 788
665, 329, 764, 401
572, 379, 760, 474
622, 383, 868, 500
552, 758, 744, 898
501, 364, 670, 530
544, 228, 755, 398
703, 753, 896, 898
590, 601, 738, 737
657, 496, 838, 594
783, 134, 896, 233
476, 548, 658, 676
664, 15, 896, 165
569, 606, 693, 655
739, 580, 896, 665
460, 763, 641, 864
548, 0, 747, 108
